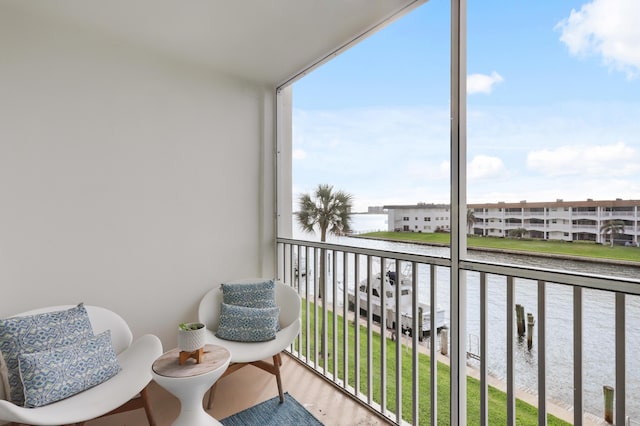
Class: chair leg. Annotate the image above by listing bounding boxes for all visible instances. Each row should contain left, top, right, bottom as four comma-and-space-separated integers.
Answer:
206, 382, 217, 410
141, 385, 156, 426
272, 354, 284, 403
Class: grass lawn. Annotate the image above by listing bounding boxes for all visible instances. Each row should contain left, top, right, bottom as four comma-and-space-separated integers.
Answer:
360, 232, 640, 263
296, 300, 570, 425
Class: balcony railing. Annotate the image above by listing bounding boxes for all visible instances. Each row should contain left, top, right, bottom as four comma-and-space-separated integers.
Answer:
276, 237, 640, 425
602, 212, 635, 217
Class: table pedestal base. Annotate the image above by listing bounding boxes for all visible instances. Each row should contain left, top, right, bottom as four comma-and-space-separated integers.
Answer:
173, 394, 221, 426
179, 347, 204, 365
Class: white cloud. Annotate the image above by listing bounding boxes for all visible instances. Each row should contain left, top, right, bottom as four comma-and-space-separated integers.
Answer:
292, 149, 307, 160
468, 155, 506, 180
467, 71, 504, 94
556, 0, 640, 77
526, 142, 639, 177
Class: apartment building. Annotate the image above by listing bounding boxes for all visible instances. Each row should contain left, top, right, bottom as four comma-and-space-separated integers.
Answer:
386, 199, 640, 245
385, 203, 451, 233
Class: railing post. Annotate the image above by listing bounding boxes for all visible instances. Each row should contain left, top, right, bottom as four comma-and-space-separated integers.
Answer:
480, 272, 488, 426
537, 281, 547, 426
615, 293, 626, 424
430, 264, 438, 426
574, 286, 583, 425
506, 276, 515, 426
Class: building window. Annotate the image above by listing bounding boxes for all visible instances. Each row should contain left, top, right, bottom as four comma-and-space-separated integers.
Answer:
403, 216, 409, 221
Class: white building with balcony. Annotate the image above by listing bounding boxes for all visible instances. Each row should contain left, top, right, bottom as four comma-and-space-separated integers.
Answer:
385, 203, 451, 233
386, 199, 640, 245
470, 199, 640, 245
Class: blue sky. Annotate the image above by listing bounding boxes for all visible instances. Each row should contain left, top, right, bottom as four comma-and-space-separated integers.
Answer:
292, 0, 640, 212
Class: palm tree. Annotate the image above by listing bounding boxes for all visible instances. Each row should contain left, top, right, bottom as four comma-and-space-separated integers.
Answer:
600, 220, 625, 247
508, 227, 527, 239
297, 184, 353, 243
296, 184, 353, 357
466, 209, 476, 235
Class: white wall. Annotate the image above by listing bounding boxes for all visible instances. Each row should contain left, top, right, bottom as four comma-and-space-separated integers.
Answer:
0, 6, 276, 346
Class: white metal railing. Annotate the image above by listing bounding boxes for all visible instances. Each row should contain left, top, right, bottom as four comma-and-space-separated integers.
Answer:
572, 224, 597, 230
277, 237, 640, 426
602, 211, 635, 217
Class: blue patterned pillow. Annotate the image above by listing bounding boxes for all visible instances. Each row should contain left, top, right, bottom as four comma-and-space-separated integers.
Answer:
18, 330, 121, 408
221, 279, 276, 309
215, 303, 280, 342
0, 304, 94, 406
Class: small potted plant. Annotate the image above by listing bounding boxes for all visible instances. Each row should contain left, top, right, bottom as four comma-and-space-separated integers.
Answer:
177, 322, 206, 353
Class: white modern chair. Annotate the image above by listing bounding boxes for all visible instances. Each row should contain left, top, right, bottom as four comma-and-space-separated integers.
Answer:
198, 279, 301, 408
0, 305, 163, 426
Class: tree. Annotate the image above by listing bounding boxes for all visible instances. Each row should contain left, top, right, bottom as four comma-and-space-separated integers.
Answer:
297, 184, 353, 243
466, 209, 476, 235
296, 184, 353, 357
600, 220, 625, 247
508, 227, 527, 239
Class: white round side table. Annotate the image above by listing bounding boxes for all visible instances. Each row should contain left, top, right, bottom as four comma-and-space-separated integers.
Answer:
152, 344, 231, 426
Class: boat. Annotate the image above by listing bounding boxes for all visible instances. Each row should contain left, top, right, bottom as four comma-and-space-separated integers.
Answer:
347, 264, 447, 340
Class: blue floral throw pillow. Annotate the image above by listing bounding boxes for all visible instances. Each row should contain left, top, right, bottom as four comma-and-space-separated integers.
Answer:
0, 303, 94, 406
18, 330, 121, 408
216, 303, 280, 342
221, 279, 276, 309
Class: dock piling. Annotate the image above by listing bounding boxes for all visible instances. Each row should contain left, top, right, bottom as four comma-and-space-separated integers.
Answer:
603, 385, 614, 423
440, 329, 448, 356
516, 304, 526, 337
527, 313, 535, 350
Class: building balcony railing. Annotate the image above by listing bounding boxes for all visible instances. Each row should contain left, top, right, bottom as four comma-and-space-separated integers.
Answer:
602, 212, 635, 217
523, 214, 546, 219
277, 237, 640, 425
572, 224, 598, 230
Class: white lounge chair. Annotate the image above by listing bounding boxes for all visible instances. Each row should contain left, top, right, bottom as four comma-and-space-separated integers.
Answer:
198, 279, 301, 408
0, 305, 163, 425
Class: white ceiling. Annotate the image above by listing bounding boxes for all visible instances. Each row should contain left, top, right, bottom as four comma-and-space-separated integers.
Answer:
4, 0, 425, 87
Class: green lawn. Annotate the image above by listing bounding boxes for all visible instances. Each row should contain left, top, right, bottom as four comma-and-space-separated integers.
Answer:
296, 300, 570, 425
359, 232, 640, 263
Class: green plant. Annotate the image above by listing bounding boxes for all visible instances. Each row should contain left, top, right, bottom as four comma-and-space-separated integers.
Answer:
178, 322, 204, 331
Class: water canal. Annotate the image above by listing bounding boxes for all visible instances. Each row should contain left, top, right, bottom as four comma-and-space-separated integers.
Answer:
290, 214, 640, 421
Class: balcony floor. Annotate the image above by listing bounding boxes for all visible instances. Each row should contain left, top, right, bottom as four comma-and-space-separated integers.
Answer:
88, 353, 386, 426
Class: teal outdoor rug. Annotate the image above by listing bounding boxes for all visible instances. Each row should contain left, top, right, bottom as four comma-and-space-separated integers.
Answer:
220, 392, 323, 425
